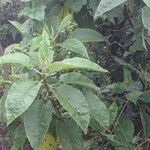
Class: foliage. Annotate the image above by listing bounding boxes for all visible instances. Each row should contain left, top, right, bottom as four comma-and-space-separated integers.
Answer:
0, 0, 150, 149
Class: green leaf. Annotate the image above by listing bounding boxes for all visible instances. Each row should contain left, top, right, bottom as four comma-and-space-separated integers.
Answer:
94, 0, 127, 20
142, 90, 150, 103
20, 3, 46, 21
30, 36, 42, 51
59, 72, 92, 83
56, 119, 84, 150
108, 102, 118, 125
38, 28, 53, 62
58, 14, 73, 32
47, 57, 108, 73
52, 85, 90, 133
59, 72, 101, 95
126, 91, 142, 104
65, 0, 87, 12
72, 28, 106, 42
5, 79, 42, 125
9, 21, 23, 33
143, 0, 150, 8
142, 6, 150, 30
81, 89, 109, 129
11, 124, 26, 150
0, 52, 33, 68
114, 118, 134, 144
24, 100, 52, 149
59, 38, 89, 58
140, 106, 150, 138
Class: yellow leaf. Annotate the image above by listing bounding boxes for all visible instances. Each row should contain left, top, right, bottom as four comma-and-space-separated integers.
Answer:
39, 133, 58, 150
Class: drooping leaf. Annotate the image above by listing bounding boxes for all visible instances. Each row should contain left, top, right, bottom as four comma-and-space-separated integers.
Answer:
24, 100, 52, 149
0, 52, 33, 68
142, 6, 150, 30
52, 85, 90, 133
58, 14, 73, 32
56, 119, 84, 150
140, 106, 150, 138
126, 91, 142, 104
143, 0, 150, 8
47, 57, 108, 73
94, 0, 127, 20
81, 89, 109, 129
72, 28, 106, 42
108, 102, 118, 125
59, 72, 101, 95
59, 38, 89, 58
11, 124, 26, 150
142, 90, 150, 103
5, 79, 42, 125
65, 0, 87, 12
20, 3, 46, 21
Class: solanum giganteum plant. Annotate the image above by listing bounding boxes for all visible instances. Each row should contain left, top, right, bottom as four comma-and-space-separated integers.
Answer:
0, 0, 110, 149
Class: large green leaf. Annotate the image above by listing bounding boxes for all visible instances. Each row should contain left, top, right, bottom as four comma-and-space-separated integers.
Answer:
0, 53, 33, 68
59, 72, 101, 95
11, 124, 26, 150
5, 79, 42, 125
94, 0, 127, 20
140, 106, 150, 138
56, 119, 84, 150
59, 72, 92, 83
143, 0, 150, 8
81, 89, 109, 129
59, 38, 89, 58
24, 100, 52, 149
114, 118, 134, 144
65, 0, 87, 12
47, 57, 108, 73
52, 85, 90, 133
72, 28, 106, 42
142, 6, 150, 30
20, 3, 46, 21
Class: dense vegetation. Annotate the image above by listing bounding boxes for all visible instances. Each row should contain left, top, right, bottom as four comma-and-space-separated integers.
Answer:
0, 0, 150, 149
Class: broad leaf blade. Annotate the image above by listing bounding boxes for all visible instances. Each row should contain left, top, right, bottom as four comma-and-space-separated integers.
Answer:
12, 124, 26, 150
72, 28, 106, 42
59, 72, 92, 83
143, 0, 150, 8
94, 0, 127, 20
52, 85, 90, 133
20, 3, 46, 21
24, 100, 52, 149
81, 89, 109, 129
142, 6, 150, 30
0, 52, 33, 68
59, 38, 89, 58
5, 79, 42, 125
56, 119, 84, 150
47, 57, 108, 73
